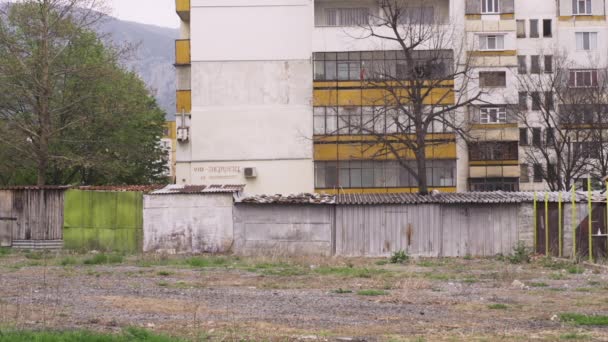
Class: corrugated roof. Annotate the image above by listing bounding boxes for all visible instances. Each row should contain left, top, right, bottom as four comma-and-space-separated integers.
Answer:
239, 193, 335, 204
77, 185, 165, 192
150, 184, 245, 195
0, 186, 70, 191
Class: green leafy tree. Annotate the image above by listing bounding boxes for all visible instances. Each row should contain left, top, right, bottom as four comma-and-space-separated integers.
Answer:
0, 0, 167, 185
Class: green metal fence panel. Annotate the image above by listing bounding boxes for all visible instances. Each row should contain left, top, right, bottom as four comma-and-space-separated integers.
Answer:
63, 190, 143, 253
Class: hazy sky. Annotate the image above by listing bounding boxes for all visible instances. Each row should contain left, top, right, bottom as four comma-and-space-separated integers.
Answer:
109, 0, 179, 28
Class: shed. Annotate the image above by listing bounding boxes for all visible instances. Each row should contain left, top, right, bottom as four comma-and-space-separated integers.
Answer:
143, 184, 244, 254
0, 186, 68, 249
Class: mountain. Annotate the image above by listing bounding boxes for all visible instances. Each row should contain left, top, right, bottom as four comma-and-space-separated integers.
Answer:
97, 17, 179, 120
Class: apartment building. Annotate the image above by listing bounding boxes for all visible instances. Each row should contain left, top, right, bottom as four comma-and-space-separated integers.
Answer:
174, 0, 608, 194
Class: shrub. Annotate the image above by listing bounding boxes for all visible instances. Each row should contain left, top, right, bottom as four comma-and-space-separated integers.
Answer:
508, 241, 530, 264
389, 250, 409, 264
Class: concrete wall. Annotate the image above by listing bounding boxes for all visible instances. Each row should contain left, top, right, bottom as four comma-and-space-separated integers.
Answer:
233, 204, 333, 256
143, 194, 234, 254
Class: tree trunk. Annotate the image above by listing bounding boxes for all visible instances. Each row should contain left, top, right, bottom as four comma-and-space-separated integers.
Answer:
416, 132, 429, 194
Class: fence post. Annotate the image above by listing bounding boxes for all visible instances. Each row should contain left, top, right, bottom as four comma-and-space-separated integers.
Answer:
588, 177, 593, 263
533, 191, 538, 253
558, 192, 563, 258
572, 185, 577, 259
545, 193, 550, 256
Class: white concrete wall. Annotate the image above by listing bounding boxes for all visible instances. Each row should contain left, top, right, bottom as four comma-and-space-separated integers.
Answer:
143, 194, 234, 254
177, 0, 315, 194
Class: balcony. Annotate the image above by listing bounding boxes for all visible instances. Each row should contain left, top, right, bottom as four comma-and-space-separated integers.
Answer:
176, 0, 190, 22
176, 90, 191, 114
175, 39, 191, 66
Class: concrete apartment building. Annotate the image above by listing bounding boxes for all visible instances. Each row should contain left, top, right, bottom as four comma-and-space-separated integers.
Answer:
173, 0, 608, 194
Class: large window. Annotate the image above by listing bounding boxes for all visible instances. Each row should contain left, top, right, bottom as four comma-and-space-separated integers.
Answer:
479, 35, 505, 50
481, 0, 500, 14
575, 32, 597, 51
480, 107, 507, 124
469, 178, 519, 192
573, 0, 592, 15
313, 50, 453, 81
479, 71, 506, 87
398, 7, 436, 24
569, 69, 598, 88
314, 160, 456, 189
469, 142, 518, 161
324, 8, 369, 26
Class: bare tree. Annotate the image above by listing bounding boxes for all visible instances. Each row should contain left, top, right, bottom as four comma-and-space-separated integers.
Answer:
0, 0, 110, 185
514, 51, 605, 191
327, 1, 483, 194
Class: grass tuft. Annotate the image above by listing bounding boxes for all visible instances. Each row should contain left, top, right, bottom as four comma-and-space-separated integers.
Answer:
83, 253, 123, 265
59, 257, 77, 266
487, 303, 508, 310
0, 327, 183, 341
560, 313, 608, 326
560, 332, 590, 340
529, 282, 549, 287
357, 289, 387, 296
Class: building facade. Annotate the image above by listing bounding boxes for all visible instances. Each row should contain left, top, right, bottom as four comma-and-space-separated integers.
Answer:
174, 0, 608, 194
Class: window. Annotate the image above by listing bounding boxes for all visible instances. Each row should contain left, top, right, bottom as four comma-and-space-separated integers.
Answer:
482, 0, 500, 14
575, 32, 597, 51
469, 178, 519, 192
530, 19, 539, 38
521, 164, 530, 183
544, 55, 553, 73
314, 160, 456, 189
469, 142, 518, 161
479, 35, 505, 50
573, 0, 592, 15
519, 128, 529, 146
325, 8, 369, 26
479, 71, 506, 87
545, 92, 554, 110
532, 128, 542, 147
313, 107, 338, 135
546, 127, 555, 145
533, 164, 543, 182
518, 92, 528, 110
531, 92, 541, 110
516, 20, 526, 38
574, 142, 600, 158
530, 55, 540, 74
569, 69, 598, 88
543, 19, 552, 37
398, 7, 435, 24
480, 107, 507, 124
518, 56, 527, 74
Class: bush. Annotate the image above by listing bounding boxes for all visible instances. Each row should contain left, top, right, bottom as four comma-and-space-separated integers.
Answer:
389, 250, 409, 264
508, 241, 530, 264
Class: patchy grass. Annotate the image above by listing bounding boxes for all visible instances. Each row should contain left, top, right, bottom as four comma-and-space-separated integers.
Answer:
424, 273, 451, 281
560, 332, 590, 340
157, 281, 169, 287
567, 265, 585, 274
313, 266, 385, 278
0, 327, 183, 342
332, 288, 353, 294
184, 256, 229, 268
560, 313, 608, 326
24, 251, 46, 260
550, 273, 569, 280
157, 271, 172, 276
487, 304, 508, 310
0, 247, 11, 256
529, 282, 549, 287
357, 289, 387, 296
83, 253, 123, 265
59, 257, 78, 266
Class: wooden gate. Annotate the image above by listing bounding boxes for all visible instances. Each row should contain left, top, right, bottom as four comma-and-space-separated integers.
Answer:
576, 204, 607, 260
536, 203, 562, 256
0, 191, 13, 247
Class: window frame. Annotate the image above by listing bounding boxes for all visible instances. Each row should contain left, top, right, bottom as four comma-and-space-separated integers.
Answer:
479, 34, 505, 51
573, 0, 592, 15
480, 107, 507, 124
481, 0, 500, 14
575, 32, 598, 51
569, 69, 599, 88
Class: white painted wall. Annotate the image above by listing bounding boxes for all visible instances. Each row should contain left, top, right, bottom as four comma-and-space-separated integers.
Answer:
143, 194, 235, 254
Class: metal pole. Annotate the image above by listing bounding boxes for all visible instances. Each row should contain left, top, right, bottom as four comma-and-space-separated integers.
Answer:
534, 191, 538, 253
545, 192, 550, 256
588, 177, 593, 263
572, 184, 577, 259
558, 192, 563, 258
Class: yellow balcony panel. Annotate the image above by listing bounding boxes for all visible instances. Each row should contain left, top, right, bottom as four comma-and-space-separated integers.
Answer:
163, 121, 177, 140
314, 140, 457, 161
175, 39, 191, 66
317, 187, 457, 194
313, 88, 455, 107
469, 124, 519, 141
468, 50, 517, 57
176, 0, 190, 22
469, 165, 520, 178
176, 90, 191, 114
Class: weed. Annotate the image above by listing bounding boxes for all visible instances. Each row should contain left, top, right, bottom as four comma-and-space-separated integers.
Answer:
185, 256, 228, 268
463, 254, 473, 260
0, 248, 11, 256
390, 250, 409, 264
157, 271, 172, 276
375, 260, 389, 266
487, 304, 508, 310
424, 273, 451, 281
59, 257, 77, 266
529, 282, 549, 287
588, 281, 600, 286
332, 288, 353, 294
508, 241, 530, 264
83, 253, 123, 265
24, 251, 46, 260
567, 265, 584, 274
157, 281, 169, 287
461, 277, 477, 284
0, 327, 183, 341
357, 289, 387, 296
560, 313, 608, 326
550, 273, 569, 280
575, 288, 592, 292
314, 266, 384, 278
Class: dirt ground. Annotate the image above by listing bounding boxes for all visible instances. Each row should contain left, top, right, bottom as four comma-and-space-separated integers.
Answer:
0, 251, 607, 341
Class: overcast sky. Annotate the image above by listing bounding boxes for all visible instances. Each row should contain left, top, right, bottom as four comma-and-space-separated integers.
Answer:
109, 0, 179, 28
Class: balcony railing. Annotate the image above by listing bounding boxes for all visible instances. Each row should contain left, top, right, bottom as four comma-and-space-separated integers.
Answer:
176, 0, 190, 22
176, 90, 191, 114
175, 39, 191, 66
